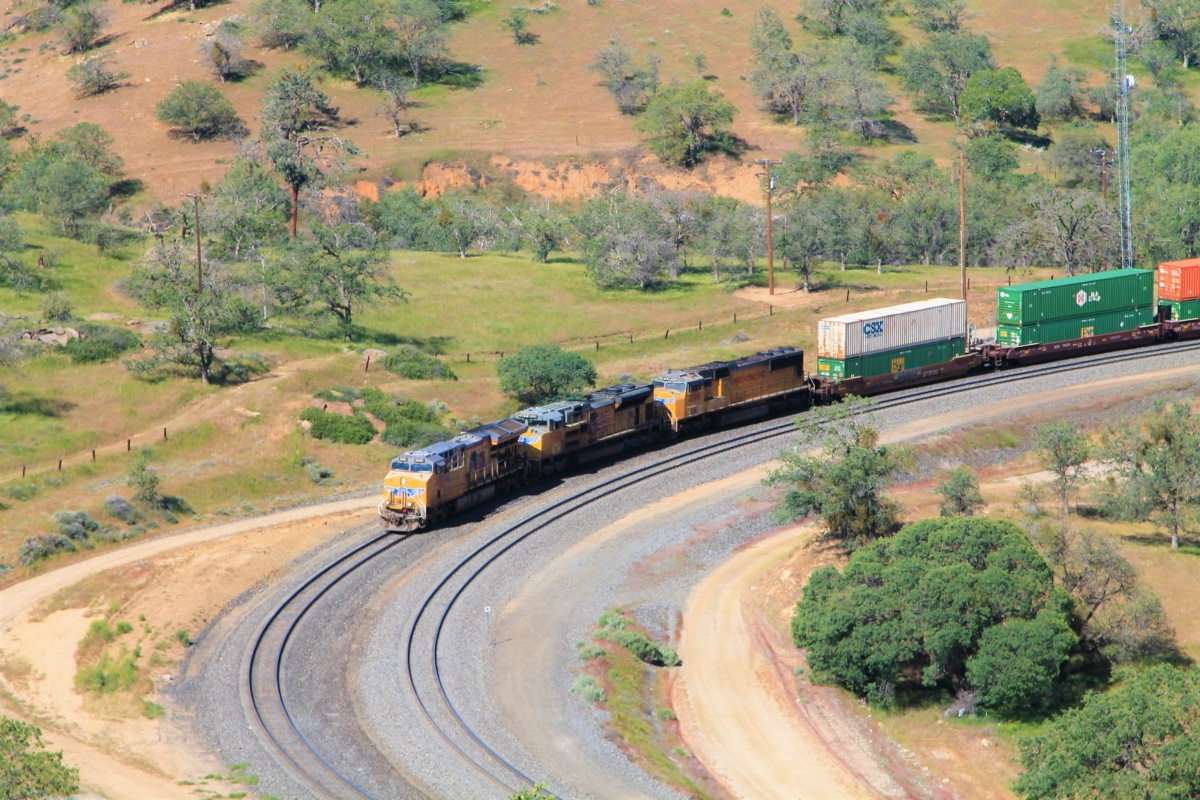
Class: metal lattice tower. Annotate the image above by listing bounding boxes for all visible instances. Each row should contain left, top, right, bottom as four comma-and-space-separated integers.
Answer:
1113, 4, 1134, 269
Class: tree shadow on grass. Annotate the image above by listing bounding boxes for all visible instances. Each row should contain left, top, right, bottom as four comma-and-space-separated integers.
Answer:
0, 392, 75, 417
357, 331, 455, 353
439, 62, 485, 90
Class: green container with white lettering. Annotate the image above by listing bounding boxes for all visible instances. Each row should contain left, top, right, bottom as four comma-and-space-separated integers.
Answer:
1160, 299, 1200, 322
997, 306, 1154, 346
997, 269, 1155, 326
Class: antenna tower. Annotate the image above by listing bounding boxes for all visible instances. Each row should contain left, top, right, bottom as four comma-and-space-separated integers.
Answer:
1113, 4, 1134, 269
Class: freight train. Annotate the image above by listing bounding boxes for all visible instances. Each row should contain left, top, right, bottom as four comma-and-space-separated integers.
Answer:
379, 262, 1200, 532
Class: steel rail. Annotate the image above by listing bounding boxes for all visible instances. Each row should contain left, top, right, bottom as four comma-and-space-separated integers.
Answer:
409, 337, 1200, 797
244, 531, 412, 800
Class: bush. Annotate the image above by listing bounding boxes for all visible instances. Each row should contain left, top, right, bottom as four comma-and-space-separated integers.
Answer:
66, 53, 129, 97
496, 345, 597, 405
655, 708, 676, 721
126, 454, 160, 504
155, 80, 247, 141
299, 407, 377, 444
577, 645, 606, 660
17, 534, 76, 565
41, 292, 73, 323
62, 324, 141, 363
570, 675, 607, 703
142, 701, 163, 719
104, 495, 143, 524
361, 387, 454, 448
313, 385, 361, 402
53, 510, 101, 541
75, 650, 138, 693
303, 461, 335, 483
382, 345, 457, 380
606, 630, 682, 667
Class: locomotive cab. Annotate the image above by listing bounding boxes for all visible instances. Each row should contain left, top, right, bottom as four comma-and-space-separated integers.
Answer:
515, 402, 588, 461
380, 453, 440, 532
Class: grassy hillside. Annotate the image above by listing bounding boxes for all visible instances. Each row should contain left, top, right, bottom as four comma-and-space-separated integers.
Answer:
0, 0, 1117, 203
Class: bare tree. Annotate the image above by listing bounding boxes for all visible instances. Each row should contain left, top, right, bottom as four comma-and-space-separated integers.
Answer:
994, 189, 1118, 275
373, 71, 415, 137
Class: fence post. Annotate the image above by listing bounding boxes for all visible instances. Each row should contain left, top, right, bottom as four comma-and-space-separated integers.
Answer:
925, 280, 928, 292
665, 330, 669, 339
698, 320, 702, 331
22, 465, 25, 477
595, 341, 599, 351
58, 459, 62, 471
163, 427, 167, 441
365, 355, 371, 372
846, 290, 850, 302
92, 449, 96, 461
127, 439, 131, 451
467, 353, 470, 362
769, 305, 773, 316
734, 312, 737, 324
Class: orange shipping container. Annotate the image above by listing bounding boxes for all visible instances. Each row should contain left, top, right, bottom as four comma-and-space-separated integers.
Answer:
1158, 259, 1200, 301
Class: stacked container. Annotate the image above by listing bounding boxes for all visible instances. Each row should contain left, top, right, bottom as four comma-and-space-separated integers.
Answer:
1158, 258, 1200, 322
817, 298, 967, 380
996, 269, 1155, 347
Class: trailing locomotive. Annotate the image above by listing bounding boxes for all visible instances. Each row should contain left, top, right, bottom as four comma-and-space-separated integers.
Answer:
380, 261, 1200, 533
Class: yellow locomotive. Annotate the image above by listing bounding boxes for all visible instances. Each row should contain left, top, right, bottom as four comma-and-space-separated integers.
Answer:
652, 347, 807, 431
379, 348, 809, 532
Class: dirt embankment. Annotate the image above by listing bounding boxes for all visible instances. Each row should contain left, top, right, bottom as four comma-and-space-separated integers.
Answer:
386, 152, 768, 204
0, 501, 376, 799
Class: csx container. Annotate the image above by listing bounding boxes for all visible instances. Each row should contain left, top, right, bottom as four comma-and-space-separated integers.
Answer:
1158, 259, 1200, 301
817, 298, 966, 359
1160, 299, 1200, 321
817, 337, 965, 380
997, 269, 1154, 326
996, 306, 1154, 346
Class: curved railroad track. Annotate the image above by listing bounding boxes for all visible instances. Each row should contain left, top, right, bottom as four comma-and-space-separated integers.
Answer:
242, 339, 1200, 799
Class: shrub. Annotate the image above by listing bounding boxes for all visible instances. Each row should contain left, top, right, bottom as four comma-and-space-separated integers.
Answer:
577, 645, 606, 660
381, 419, 453, 449
174, 629, 191, 646
655, 708, 676, 721
570, 675, 607, 703
303, 461, 335, 483
142, 701, 163, 719
362, 387, 454, 448
75, 650, 138, 693
496, 345, 597, 405
126, 454, 160, 504
115, 621, 133, 635
7, 483, 39, 502
607, 630, 682, 667
53, 510, 101, 541
41, 292, 74, 323
17, 533, 76, 565
66, 53, 130, 97
299, 407, 377, 444
63, 324, 141, 363
313, 386, 361, 402
155, 80, 247, 141
382, 345, 457, 380
104, 495, 143, 525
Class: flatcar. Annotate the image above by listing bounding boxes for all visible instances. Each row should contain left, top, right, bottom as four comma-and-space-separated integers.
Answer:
380, 262, 1200, 532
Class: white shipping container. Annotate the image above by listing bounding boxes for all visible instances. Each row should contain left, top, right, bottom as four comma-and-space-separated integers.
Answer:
818, 298, 967, 359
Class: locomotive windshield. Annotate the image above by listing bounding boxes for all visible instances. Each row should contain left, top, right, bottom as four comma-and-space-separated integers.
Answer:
653, 380, 689, 393
391, 460, 434, 473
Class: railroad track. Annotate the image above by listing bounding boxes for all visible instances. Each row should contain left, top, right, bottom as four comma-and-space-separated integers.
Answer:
242, 339, 1200, 799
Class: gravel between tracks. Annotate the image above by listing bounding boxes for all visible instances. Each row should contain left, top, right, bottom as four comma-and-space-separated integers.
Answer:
179, 346, 1200, 800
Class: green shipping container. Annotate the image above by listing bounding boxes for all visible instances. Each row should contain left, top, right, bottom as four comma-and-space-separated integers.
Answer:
1160, 299, 1200, 321
817, 338, 965, 380
997, 269, 1155, 326
996, 306, 1155, 346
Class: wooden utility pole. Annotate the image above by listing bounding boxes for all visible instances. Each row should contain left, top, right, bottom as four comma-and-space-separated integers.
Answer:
755, 158, 783, 295
959, 152, 967, 340
183, 193, 204, 292
1101, 151, 1108, 201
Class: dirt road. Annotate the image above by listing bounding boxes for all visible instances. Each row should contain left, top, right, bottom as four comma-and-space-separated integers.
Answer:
0, 495, 377, 800
672, 362, 1200, 800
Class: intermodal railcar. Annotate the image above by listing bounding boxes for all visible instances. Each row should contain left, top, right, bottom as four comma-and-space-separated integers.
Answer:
380, 264, 1200, 532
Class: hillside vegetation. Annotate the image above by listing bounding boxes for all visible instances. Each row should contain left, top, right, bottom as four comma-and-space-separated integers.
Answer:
0, 0, 1118, 199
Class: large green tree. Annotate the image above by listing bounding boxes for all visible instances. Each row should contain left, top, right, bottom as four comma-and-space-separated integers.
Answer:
496, 345, 597, 406
574, 192, 678, 289
122, 240, 258, 383
275, 223, 405, 341
766, 400, 904, 549
258, 69, 360, 236
0, 717, 80, 800
1105, 399, 1200, 548
960, 67, 1039, 129
635, 81, 736, 168
1035, 421, 1091, 514
304, 0, 395, 84
1015, 665, 1200, 799
899, 31, 993, 122
793, 516, 1074, 710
